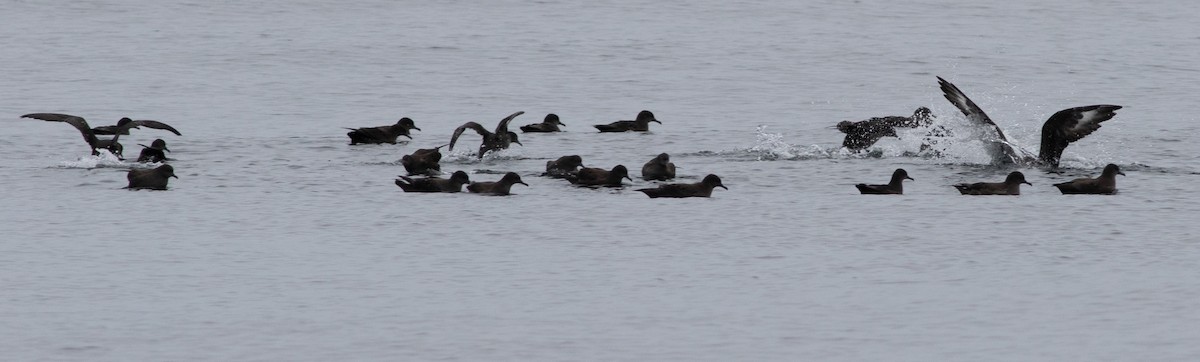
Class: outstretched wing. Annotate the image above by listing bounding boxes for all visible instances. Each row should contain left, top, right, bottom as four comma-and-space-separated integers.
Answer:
130, 120, 182, 136
22, 113, 97, 145
449, 122, 489, 151
937, 77, 1011, 142
493, 111, 525, 135
1038, 105, 1121, 166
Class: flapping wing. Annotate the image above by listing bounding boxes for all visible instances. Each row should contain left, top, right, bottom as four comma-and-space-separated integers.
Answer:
493, 111, 525, 134
937, 77, 1011, 142
22, 113, 96, 144
1038, 105, 1121, 165
449, 122, 489, 151
131, 120, 182, 136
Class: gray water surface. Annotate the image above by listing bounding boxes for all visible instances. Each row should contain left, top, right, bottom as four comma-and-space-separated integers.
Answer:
3, 1, 1199, 360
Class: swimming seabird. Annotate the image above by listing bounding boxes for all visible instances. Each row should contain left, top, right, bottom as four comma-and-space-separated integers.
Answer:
395, 170, 471, 193
594, 110, 661, 132
346, 117, 420, 145
466, 172, 528, 195
855, 168, 913, 195
544, 155, 584, 178
1053, 164, 1125, 195
637, 174, 727, 198
938, 77, 1122, 168
519, 113, 565, 133
567, 165, 632, 187
953, 171, 1031, 195
126, 164, 178, 190
449, 111, 524, 159
136, 139, 170, 163
836, 107, 933, 150
22, 113, 181, 158
401, 144, 447, 176
641, 153, 676, 181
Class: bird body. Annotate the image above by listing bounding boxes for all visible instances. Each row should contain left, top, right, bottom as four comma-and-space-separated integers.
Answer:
449, 111, 524, 158
519, 114, 565, 133
544, 155, 584, 178
855, 168, 912, 194
396, 171, 471, 193
467, 172, 528, 195
1053, 164, 1124, 195
953, 171, 1031, 195
126, 164, 178, 190
641, 153, 676, 181
594, 110, 660, 132
567, 165, 632, 187
346, 118, 420, 145
401, 144, 447, 176
637, 174, 727, 198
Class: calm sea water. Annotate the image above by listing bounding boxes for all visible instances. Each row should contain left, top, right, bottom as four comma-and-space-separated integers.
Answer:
3, 0, 1200, 360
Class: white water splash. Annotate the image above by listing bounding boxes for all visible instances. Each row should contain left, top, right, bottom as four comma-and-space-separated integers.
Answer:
56, 151, 129, 169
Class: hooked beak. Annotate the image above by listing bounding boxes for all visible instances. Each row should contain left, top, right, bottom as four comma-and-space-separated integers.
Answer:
1023, 181, 1032, 186
413, 126, 422, 131
164, 147, 171, 153
517, 181, 529, 187
906, 176, 914, 181
652, 120, 662, 124
402, 134, 412, 139
1118, 171, 1126, 176
718, 185, 729, 190
170, 174, 179, 179
513, 140, 523, 146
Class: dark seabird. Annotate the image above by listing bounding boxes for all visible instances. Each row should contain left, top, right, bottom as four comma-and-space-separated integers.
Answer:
594, 110, 661, 132
953, 171, 1031, 195
395, 170, 471, 193
126, 164, 178, 190
346, 117, 420, 145
92, 117, 137, 135
136, 139, 171, 163
449, 111, 524, 159
544, 155, 584, 178
855, 168, 913, 195
519, 113, 565, 133
22, 113, 181, 158
637, 174, 727, 198
466, 172, 528, 195
1053, 164, 1125, 195
938, 77, 1122, 168
401, 144, 447, 176
567, 165, 632, 187
641, 153, 676, 181
836, 107, 933, 151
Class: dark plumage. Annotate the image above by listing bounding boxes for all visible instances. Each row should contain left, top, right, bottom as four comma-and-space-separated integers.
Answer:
938, 77, 1121, 168
637, 174, 727, 198
544, 155, 584, 178
136, 139, 170, 163
953, 171, 1032, 195
855, 168, 913, 195
1053, 164, 1125, 195
836, 107, 933, 150
467, 172, 528, 195
126, 164, 178, 190
401, 144, 446, 176
641, 153, 676, 181
92, 117, 136, 135
449, 111, 524, 159
395, 171, 471, 193
22, 113, 181, 158
594, 110, 661, 132
346, 117, 420, 145
567, 165, 632, 187
519, 113, 565, 133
